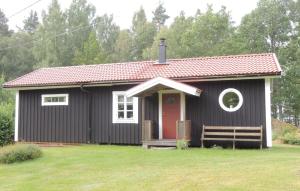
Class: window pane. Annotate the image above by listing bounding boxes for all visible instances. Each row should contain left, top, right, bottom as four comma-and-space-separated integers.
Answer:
118, 95, 124, 102
52, 97, 59, 102
118, 103, 124, 110
45, 97, 52, 103
127, 97, 133, 103
166, 97, 175, 104
127, 111, 133, 119
127, 103, 133, 110
223, 92, 239, 108
58, 97, 65, 102
118, 112, 124, 119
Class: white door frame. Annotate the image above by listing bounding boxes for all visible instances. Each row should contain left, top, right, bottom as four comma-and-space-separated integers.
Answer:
158, 90, 186, 140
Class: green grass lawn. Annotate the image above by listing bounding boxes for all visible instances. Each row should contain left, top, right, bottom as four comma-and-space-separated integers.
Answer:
1, 144, 300, 191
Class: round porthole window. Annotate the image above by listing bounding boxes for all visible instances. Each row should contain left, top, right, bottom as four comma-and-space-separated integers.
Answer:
218, 88, 243, 112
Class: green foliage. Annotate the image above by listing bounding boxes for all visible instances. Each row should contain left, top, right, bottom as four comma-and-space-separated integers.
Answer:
0, 33, 36, 79
94, 14, 120, 63
0, 144, 42, 164
33, 0, 68, 68
184, 5, 234, 57
0, 113, 13, 147
0, 8, 11, 37
131, 7, 156, 60
66, 0, 95, 63
73, 31, 105, 64
176, 139, 189, 150
113, 30, 133, 62
282, 133, 300, 145
272, 118, 300, 145
0, 76, 14, 147
152, 2, 169, 31
23, 10, 39, 34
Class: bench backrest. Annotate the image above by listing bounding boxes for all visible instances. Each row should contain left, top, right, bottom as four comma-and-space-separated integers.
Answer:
202, 125, 263, 139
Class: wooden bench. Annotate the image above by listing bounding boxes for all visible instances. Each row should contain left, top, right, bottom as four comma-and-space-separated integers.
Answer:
201, 125, 263, 149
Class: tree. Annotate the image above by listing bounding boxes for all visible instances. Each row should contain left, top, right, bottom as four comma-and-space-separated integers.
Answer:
23, 10, 39, 34
33, 0, 68, 67
0, 9, 11, 37
145, 11, 194, 60
0, 33, 36, 80
184, 5, 234, 57
94, 14, 120, 62
73, 31, 104, 64
131, 7, 156, 60
152, 2, 169, 31
112, 29, 133, 62
236, 0, 293, 121
237, 0, 292, 53
66, 0, 95, 62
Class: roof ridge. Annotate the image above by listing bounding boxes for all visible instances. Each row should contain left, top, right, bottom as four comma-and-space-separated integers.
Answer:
32, 53, 275, 71
41, 60, 156, 70
167, 53, 274, 61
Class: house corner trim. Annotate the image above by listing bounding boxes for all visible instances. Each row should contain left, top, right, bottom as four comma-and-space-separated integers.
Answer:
265, 78, 272, 147
14, 91, 19, 142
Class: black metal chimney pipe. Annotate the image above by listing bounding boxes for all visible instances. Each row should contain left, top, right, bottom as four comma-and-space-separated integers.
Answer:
159, 38, 166, 63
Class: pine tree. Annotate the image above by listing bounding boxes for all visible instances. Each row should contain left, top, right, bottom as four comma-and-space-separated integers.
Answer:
152, 2, 169, 31
0, 9, 11, 36
23, 10, 39, 34
131, 7, 156, 60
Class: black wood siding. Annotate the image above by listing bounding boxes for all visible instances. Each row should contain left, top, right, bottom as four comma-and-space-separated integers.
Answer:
186, 79, 266, 147
18, 79, 266, 146
19, 89, 89, 143
89, 85, 142, 145
19, 85, 145, 144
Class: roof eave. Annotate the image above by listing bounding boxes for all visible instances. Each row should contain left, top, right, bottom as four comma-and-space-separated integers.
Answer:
3, 72, 281, 90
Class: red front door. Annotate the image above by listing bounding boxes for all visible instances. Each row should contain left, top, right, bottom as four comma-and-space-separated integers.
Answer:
162, 93, 180, 139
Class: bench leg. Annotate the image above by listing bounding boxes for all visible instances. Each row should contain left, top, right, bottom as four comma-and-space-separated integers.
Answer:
201, 140, 204, 148
260, 142, 262, 150
233, 141, 235, 150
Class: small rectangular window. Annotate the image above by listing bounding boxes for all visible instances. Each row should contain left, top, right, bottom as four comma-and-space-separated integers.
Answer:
112, 91, 138, 123
41, 94, 69, 106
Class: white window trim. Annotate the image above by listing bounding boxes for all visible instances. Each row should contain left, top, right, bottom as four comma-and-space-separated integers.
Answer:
218, 88, 243, 112
112, 91, 138, 124
41, 94, 69, 106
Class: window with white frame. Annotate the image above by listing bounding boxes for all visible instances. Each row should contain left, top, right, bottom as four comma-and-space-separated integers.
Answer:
218, 88, 243, 112
112, 91, 138, 123
41, 94, 69, 106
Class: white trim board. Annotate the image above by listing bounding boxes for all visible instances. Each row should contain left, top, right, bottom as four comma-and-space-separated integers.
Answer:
158, 90, 186, 140
265, 78, 272, 147
14, 91, 19, 142
126, 77, 201, 97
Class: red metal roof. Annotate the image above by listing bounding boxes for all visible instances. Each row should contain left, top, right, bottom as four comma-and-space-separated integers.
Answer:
3, 53, 281, 88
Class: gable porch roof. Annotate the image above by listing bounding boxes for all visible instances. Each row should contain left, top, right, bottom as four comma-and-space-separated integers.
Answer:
126, 77, 202, 97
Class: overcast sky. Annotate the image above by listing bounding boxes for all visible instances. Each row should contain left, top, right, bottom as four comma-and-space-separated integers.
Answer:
1, 0, 259, 31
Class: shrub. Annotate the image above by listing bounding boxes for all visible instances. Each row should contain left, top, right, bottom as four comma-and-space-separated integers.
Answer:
0, 111, 14, 147
282, 133, 300, 145
272, 119, 300, 145
176, 139, 189, 150
0, 144, 42, 164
